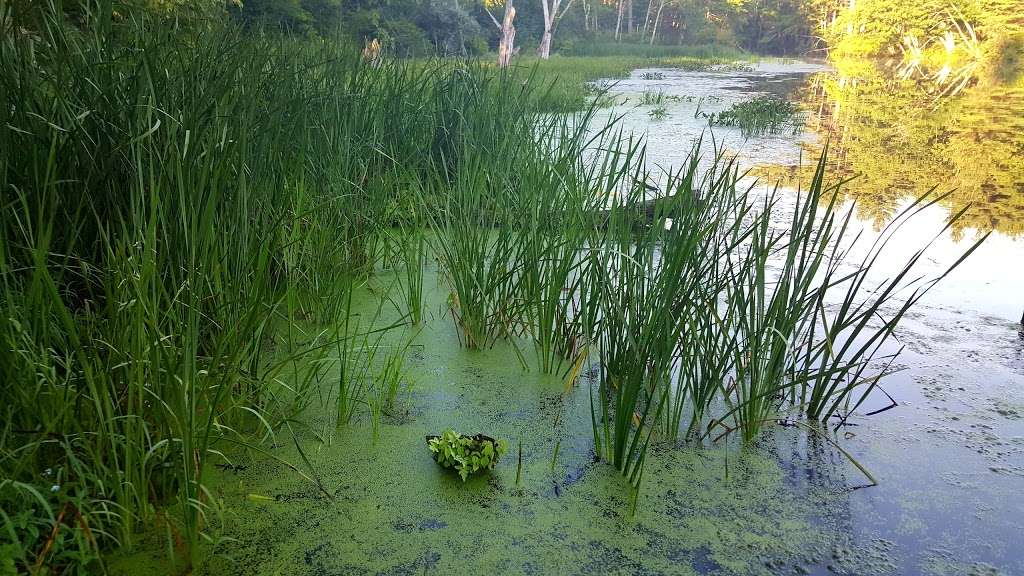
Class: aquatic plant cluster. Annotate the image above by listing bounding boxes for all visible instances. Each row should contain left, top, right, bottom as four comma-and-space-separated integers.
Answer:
0, 5, 978, 574
427, 431, 509, 481
705, 95, 804, 137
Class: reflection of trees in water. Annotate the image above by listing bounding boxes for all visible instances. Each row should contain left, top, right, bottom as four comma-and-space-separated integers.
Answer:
776, 61, 1024, 238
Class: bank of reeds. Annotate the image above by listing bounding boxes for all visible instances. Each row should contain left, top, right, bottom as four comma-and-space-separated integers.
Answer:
0, 3, 983, 573
0, 5, 577, 571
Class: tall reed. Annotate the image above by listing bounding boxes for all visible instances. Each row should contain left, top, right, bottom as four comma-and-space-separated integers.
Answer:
586, 144, 984, 481
0, 4, 985, 572
0, 5, 605, 571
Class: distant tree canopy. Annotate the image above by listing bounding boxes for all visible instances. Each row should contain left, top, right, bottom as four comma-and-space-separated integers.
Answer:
223, 0, 1020, 59
30, 0, 1020, 60
229, 0, 487, 55
225, 0, 821, 55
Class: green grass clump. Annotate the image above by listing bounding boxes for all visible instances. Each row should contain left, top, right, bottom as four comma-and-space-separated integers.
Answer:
705, 95, 803, 136
648, 105, 669, 119
587, 142, 983, 481
641, 89, 667, 105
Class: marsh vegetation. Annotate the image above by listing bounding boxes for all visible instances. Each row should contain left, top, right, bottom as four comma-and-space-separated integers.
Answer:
703, 95, 803, 136
2, 1, 1021, 575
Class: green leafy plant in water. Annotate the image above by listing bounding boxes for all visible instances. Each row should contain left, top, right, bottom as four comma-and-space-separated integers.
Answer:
648, 106, 669, 120
426, 431, 508, 482
705, 95, 801, 137
641, 89, 667, 105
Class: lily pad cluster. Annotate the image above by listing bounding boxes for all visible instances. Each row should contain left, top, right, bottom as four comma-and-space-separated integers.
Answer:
427, 430, 508, 481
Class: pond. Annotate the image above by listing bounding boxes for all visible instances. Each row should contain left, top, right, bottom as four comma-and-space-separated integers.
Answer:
110, 60, 1024, 575
604, 59, 1024, 573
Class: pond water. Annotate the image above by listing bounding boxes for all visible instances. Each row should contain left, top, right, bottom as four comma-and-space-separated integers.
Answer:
601, 60, 1024, 573
110, 61, 1024, 575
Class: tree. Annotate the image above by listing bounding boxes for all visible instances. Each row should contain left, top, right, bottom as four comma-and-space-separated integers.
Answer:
418, 0, 484, 55
485, 0, 517, 67
536, 0, 575, 58
647, 0, 666, 44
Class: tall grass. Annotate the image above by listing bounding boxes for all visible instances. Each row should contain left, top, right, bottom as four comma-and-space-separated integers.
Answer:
0, 4, 615, 571
587, 144, 984, 480
0, 3, 983, 573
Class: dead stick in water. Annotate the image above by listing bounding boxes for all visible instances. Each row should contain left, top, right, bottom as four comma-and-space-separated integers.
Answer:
515, 439, 522, 486
796, 422, 877, 487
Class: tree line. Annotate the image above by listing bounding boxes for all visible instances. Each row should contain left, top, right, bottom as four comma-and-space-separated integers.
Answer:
232, 0, 822, 57
13, 0, 1020, 67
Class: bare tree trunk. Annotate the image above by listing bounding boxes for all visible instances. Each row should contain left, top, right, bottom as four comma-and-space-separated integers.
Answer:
538, 29, 553, 58
538, 0, 553, 58
642, 0, 654, 35
614, 0, 624, 40
626, 0, 633, 35
649, 0, 665, 44
537, 0, 572, 59
494, 0, 517, 68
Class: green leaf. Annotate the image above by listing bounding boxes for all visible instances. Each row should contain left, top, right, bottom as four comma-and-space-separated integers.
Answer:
428, 432, 508, 478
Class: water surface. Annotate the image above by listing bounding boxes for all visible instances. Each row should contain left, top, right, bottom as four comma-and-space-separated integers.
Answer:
605, 59, 1024, 574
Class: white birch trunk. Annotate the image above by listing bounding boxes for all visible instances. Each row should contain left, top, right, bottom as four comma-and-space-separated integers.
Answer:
614, 0, 624, 40
538, 0, 553, 59
537, 0, 572, 59
649, 0, 665, 44
538, 28, 553, 58
497, 0, 517, 68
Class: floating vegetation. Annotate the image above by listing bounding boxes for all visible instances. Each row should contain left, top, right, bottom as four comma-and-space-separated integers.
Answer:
705, 95, 803, 136
640, 92, 698, 108
640, 71, 666, 80
692, 95, 722, 117
713, 62, 756, 73
648, 105, 669, 119
427, 431, 509, 481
